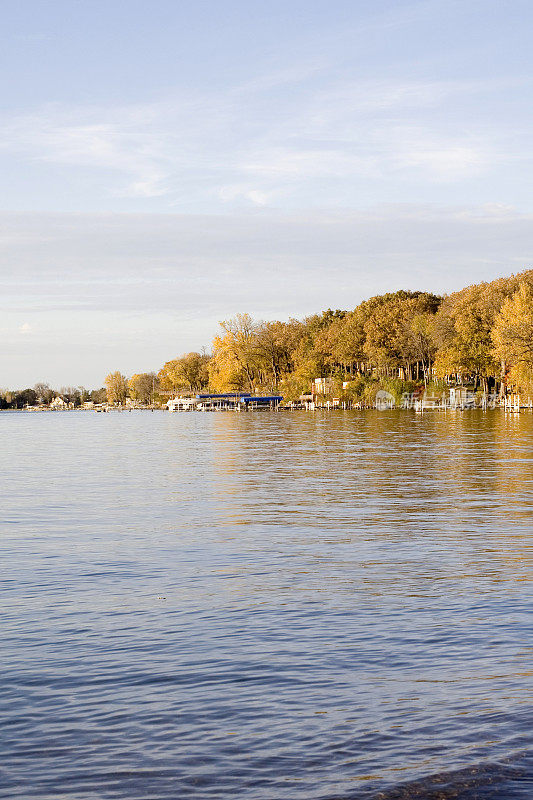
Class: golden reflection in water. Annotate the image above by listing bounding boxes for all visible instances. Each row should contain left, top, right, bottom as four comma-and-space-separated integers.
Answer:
205, 410, 532, 591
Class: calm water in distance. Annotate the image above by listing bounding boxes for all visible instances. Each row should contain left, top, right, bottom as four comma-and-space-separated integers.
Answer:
1, 409, 532, 800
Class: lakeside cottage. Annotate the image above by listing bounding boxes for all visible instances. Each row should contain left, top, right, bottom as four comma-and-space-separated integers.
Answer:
50, 396, 69, 410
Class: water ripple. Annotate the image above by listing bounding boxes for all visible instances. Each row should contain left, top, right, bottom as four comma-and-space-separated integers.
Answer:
0, 410, 531, 799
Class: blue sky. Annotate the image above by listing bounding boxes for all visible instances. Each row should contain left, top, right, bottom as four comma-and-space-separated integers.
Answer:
2, 0, 533, 386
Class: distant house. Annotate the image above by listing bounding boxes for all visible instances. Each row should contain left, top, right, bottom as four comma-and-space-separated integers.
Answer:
312, 377, 334, 396
50, 396, 68, 409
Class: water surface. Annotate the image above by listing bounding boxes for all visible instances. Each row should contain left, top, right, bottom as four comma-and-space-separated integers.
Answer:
1, 410, 531, 799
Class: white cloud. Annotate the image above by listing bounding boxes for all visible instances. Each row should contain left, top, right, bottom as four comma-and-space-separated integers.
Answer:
393, 139, 488, 180
0, 102, 184, 199
218, 185, 271, 205
0, 71, 509, 209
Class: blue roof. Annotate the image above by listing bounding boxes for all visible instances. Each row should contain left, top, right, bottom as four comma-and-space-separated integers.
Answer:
240, 396, 283, 403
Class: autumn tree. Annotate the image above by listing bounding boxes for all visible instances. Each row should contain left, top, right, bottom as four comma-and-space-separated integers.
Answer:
129, 372, 159, 404
159, 353, 210, 393
492, 283, 533, 393
406, 313, 437, 380
362, 292, 440, 378
324, 312, 367, 374
432, 274, 533, 386
255, 319, 302, 390
289, 311, 345, 386
105, 371, 128, 405
209, 314, 261, 392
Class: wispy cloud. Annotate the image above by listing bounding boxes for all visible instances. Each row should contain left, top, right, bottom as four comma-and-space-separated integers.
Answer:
0, 71, 511, 209
0, 104, 172, 198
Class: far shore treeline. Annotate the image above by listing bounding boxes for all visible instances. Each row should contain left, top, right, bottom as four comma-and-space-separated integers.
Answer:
3, 269, 533, 409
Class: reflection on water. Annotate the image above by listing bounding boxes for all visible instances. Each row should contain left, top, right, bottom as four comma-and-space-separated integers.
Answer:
0, 410, 531, 799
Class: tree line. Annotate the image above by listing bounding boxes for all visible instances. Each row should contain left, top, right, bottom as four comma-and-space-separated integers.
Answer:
0, 384, 107, 410
4, 269, 533, 408
150, 269, 533, 403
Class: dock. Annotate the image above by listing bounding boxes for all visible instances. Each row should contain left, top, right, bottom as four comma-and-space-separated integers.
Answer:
167, 393, 283, 412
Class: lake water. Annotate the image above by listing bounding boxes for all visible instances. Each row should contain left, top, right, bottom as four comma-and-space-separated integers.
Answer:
1, 409, 531, 800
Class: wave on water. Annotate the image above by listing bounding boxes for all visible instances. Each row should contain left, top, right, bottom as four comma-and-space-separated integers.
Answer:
326, 756, 532, 800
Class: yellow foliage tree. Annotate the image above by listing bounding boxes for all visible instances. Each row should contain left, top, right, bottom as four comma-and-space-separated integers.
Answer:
209, 314, 260, 392
105, 371, 128, 405
492, 283, 533, 393
128, 373, 158, 404
158, 353, 210, 393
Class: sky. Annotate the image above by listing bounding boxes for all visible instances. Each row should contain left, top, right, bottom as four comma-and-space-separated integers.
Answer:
2, 0, 533, 387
